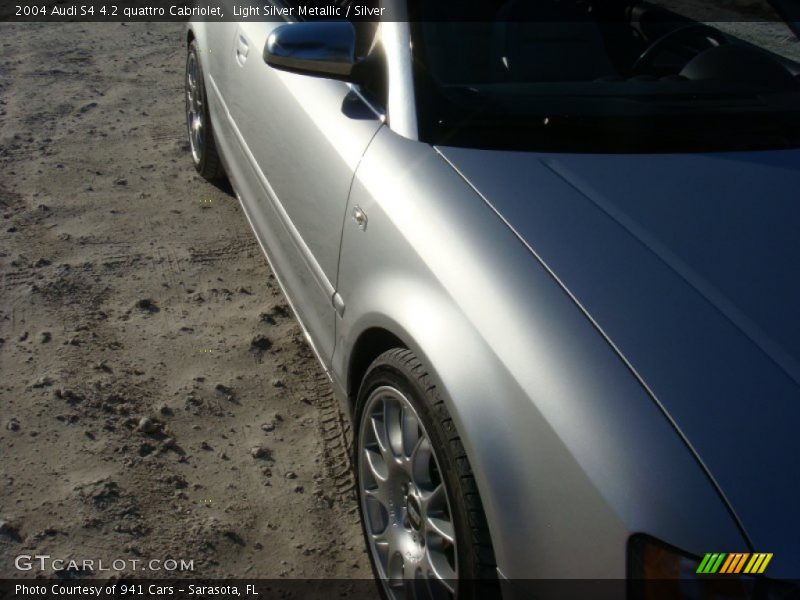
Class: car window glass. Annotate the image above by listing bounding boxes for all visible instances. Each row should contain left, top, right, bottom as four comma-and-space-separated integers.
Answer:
409, 0, 800, 152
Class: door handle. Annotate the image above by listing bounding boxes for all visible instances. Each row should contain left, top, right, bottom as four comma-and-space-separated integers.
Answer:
235, 36, 249, 65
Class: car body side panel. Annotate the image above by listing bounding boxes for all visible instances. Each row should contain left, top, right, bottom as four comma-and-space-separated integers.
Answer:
187, 22, 333, 369
333, 127, 746, 578
225, 21, 383, 363
193, 21, 384, 366
188, 21, 238, 103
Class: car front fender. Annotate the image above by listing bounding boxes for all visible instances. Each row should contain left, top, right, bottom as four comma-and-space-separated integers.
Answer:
333, 126, 747, 578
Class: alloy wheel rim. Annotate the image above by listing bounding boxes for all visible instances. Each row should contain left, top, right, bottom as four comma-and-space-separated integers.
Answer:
358, 385, 458, 599
185, 52, 204, 164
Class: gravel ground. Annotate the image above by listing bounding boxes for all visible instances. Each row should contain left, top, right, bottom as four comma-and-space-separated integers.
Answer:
0, 22, 368, 579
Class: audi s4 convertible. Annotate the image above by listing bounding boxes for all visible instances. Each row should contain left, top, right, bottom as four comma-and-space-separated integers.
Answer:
185, 0, 800, 596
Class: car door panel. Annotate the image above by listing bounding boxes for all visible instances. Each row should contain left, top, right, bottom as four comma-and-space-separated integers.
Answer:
227, 20, 383, 365
196, 22, 239, 105
205, 69, 333, 368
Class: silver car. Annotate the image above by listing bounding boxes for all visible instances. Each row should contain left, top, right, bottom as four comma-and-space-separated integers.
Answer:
185, 1, 800, 596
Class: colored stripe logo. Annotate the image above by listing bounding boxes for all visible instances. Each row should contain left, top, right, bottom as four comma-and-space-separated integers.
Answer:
696, 553, 773, 574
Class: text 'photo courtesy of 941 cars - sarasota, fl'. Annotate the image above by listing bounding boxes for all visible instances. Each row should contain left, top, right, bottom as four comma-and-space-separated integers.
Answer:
184, 0, 800, 597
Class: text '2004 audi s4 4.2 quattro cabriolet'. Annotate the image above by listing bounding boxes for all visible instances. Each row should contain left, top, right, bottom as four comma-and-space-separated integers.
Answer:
185, 0, 800, 597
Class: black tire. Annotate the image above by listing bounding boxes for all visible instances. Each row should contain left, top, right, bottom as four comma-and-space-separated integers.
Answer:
185, 40, 225, 181
354, 348, 497, 599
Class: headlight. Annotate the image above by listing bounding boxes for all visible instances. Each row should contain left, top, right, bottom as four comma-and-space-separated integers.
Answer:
628, 535, 758, 600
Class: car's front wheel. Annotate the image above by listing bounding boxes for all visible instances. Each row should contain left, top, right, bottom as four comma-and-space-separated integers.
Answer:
355, 349, 497, 599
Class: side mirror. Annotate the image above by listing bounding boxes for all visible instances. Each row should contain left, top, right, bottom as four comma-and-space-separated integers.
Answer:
264, 21, 361, 82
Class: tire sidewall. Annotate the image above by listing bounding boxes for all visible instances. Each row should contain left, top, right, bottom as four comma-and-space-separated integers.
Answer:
353, 354, 483, 596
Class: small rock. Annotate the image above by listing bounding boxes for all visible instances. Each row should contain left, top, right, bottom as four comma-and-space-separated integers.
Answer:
223, 530, 245, 546
94, 360, 112, 373
138, 443, 156, 457
135, 298, 159, 313
165, 474, 188, 489
270, 378, 284, 388
214, 383, 234, 400
250, 445, 271, 460
6, 418, 20, 432
30, 376, 53, 388
285, 471, 297, 480
39, 331, 52, 344
293, 485, 304, 494
261, 422, 275, 433
0, 520, 21, 542
250, 335, 272, 353
55, 388, 84, 404
136, 417, 160, 434
114, 177, 128, 186
81, 480, 120, 507
161, 437, 176, 448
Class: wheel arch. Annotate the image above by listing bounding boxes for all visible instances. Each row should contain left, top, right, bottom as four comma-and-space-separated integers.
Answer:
346, 327, 406, 414
333, 285, 517, 571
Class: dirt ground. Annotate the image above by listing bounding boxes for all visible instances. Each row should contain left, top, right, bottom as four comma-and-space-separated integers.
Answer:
0, 22, 368, 579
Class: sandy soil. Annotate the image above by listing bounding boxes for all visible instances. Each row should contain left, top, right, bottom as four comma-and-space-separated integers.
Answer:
0, 22, 367, 579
